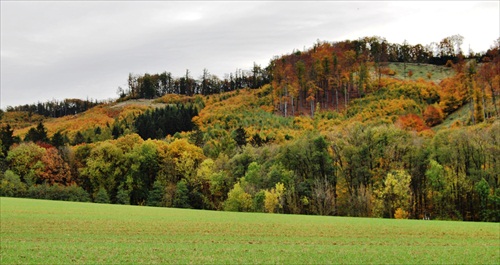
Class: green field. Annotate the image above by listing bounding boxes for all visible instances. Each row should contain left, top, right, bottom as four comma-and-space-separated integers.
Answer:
1, 197, 499, 264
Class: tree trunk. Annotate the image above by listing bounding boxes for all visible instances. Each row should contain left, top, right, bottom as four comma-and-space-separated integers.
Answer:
335, 88, 339, 111
284, 85, 288, 117
488, 81, 499, 117
470, 96, 475, 125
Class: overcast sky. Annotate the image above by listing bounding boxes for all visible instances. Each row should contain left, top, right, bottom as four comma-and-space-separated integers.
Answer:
1, 1, 499, 109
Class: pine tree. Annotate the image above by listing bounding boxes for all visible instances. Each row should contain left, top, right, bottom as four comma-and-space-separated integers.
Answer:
233, 126, 247, 147
94, 186, 110, 204
24, 122, 48, 143
173, 179, 190, 208
147, 180, 165, 207
51, 131, 65, 147
0, 124, 19, 155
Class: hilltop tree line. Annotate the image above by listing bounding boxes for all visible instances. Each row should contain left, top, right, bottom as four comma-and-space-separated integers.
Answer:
119, 65, 270, 100
120, 35, 497, 109
5, 98, 102, 118
3, 35, 496, 117
269, 35, 500, 118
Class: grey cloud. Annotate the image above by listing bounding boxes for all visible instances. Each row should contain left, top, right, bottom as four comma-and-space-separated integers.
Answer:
1, 1, 498, 108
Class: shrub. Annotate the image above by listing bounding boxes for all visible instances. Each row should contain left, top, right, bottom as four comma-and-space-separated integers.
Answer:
0, 170, 27, 197
26, 183, 91, 202
94, 186, 110, 204
394, 208, 409, 219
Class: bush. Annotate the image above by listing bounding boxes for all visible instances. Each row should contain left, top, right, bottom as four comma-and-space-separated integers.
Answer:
394, 208, 409, 219
0, 170, 27, 197
26, 183, 91, 202
94, 186, 111, 204
116, 185, 130, 205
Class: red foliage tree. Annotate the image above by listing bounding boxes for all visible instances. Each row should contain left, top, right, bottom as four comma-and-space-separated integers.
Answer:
396, 114, 429, 132
423, 105, 444, 127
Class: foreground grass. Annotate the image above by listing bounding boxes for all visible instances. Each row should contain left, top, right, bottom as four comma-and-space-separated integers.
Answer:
1, 197, 498, 264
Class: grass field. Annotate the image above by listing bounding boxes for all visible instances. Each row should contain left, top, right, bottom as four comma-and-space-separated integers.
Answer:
1, 197, 499, 264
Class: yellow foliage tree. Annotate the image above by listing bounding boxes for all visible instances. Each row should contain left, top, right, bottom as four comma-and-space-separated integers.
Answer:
394, 208, 409, 219
224, 181, 252, 212
264, 182, 286, 213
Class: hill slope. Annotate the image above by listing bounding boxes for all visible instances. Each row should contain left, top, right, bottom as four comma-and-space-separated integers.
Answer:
1, 38, 499, 222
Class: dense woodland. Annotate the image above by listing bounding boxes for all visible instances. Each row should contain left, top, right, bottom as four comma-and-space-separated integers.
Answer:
1, 36, 499, 222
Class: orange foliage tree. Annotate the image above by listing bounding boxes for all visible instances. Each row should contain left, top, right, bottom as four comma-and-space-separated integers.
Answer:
396, 114, 429, 132
39, 147, 72, 185
423, 105, 444, 127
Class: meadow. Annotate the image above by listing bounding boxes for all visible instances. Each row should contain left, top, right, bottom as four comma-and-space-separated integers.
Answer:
386, 62, 455, 82
1, 197, 499, 264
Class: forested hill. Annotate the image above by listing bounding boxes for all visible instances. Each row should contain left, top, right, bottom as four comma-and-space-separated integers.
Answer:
0, 36, 499, 222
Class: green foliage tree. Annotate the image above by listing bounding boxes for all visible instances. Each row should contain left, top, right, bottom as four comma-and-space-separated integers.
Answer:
134, 105, 198, 140
173, 179, 190, 208
50, 131, 66, 147
80, 141, 126, 203
147, 180, 165, 207
0, 124, 19, 156
126, 140, 160, 205
116, 183, 131, 205
26, 183, 90, 202
94, 186, 111, 203
475, 178, 490, 221
224, 181, 252, 212
0, 170, 27, 197
24, 122, 49, 143
72, 131, 86, 145
232, 126, 247, 147
6, 142, 46, 186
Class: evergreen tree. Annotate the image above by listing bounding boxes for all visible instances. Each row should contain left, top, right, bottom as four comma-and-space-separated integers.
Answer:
233, 126, 247, 147
116, 184, 130, 205
72, 131, 86, 145
0, 124, 19, 155
24, 122, 48, 143
134, 105, 197, 140
147, 180, 165, 207
94, 186, 110, 204
51, 131, 65, 147
173, 179, 190, 208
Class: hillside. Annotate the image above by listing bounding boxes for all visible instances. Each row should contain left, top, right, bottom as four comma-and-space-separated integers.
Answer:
1, 37, 499, 222
0, 63, 458, 141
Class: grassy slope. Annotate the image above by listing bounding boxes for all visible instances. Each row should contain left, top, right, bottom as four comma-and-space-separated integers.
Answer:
386, 62, 455, 83
1, 197, 499, 264
433, 102, 472, 131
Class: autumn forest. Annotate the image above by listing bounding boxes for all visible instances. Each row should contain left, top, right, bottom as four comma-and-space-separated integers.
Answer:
1, 35, 499, 222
